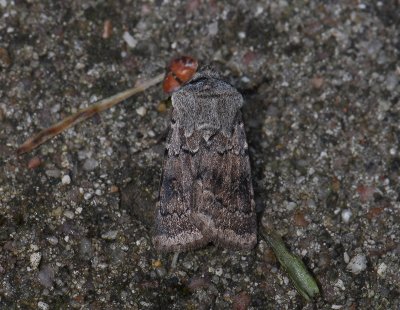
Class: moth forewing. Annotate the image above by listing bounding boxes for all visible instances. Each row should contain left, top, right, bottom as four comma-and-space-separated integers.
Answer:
153, 68, 257, 252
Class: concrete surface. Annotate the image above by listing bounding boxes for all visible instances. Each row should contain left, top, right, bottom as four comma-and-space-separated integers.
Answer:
0, 1, 399, 309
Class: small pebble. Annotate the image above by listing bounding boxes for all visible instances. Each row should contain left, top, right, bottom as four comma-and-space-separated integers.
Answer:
61, 174, 71, 184
30, 252, 42, 270
385, 72, 398, 91
156, 102, 167, 113
343, 252, 350, 264
101, 230, 118, 240
215, 267, 223, 277
83, 158, 98, 171
28, 157, 42, 169
84, 192, 93, 200
50, 103, 60, 113
311, 76, 324, 89
286, 201, 297, 211
211, 275, 220, 284
341, 209, 352, 223
45, 169, 61, 178
182, 260, 193, 269
123, 31, 137, 48
80, 238, 93, 257
46, 236, 58, 245
30, 244, 39, 251
38, 265, 55, 288
152, 259, 162, 268
51, 207, 63, 217
63, 210, 74, 219
377, 262, 387, 277
334, 279, 345, 290
110, 185, 119, 193
346, 254, 367, 274
37, 301, 49, 310
208, 21, 218, 36
136, 106, 147, 117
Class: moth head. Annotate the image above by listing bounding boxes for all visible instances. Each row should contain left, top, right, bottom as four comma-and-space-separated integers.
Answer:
190, 66, 221, 81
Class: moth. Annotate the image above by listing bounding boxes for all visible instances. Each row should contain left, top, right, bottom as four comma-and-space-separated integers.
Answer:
153, 67, 257, 252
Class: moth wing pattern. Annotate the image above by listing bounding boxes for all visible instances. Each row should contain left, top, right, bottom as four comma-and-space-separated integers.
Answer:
191, 114, 257, 250
153, 137, 209, 252
153, 68, 257, 252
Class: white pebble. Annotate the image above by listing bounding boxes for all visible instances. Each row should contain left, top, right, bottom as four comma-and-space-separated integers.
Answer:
50, 103, 61, 113
241, 76, 250, 83
84, 192, 93, 200
101, 230, 118, 240
343, 252, 350, 264
215, 267, 223, 276
346, 254, 367, 274
283, 276, 289, 285
358, 3, 366, 9
377, 262, 387, 277
62, 174, 71, 184
208, 21, 218, 36
46, 236, 58, 245
30, 252, 42, 270
64, 210, 75, 219
341, 209, 352, 223
334, 279, 345, 290
38, 301, 49, 310
30, 244, 39, 251
123, 31, 137, 48
136, 106, 147, 117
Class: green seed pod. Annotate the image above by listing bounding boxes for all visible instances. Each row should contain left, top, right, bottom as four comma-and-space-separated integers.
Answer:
261, 227, 320, 301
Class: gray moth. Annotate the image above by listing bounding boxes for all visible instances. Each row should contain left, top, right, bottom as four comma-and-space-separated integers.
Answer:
153, 68, 257, 252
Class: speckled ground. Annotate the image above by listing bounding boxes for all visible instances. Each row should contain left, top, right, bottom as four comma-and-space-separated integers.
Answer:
1, 1, 399, 309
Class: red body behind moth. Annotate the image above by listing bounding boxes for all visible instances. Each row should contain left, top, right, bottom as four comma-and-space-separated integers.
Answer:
162, 56, 198, 93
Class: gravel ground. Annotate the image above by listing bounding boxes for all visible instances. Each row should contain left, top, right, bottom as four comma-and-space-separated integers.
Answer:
1, 1, 399, 309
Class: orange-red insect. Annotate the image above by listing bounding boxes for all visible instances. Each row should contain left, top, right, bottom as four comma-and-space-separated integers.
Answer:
162, 56, 198, 93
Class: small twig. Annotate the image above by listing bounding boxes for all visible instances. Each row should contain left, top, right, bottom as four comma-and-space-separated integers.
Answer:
17, 73, 165, 155
170, 252, 180, 271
